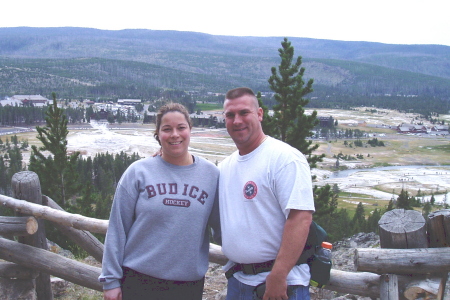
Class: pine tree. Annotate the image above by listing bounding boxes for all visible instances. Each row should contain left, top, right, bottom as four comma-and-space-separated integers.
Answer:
430, 193, 436, 206
263, 38, 333, 235
386, 199, 394, 211
257, 92, 276, 137
0, 156, 7, 194
396, 189, 412, 210
422, 201, 432, 218
352, 202, 366, 233
29, 92, 80, 207
7, 145, 23, 175
330, 208, 352, 241
313, 184, 336, 217
267, 37, 325, 168
367, 208, 382, 233
444, 192, 448, 209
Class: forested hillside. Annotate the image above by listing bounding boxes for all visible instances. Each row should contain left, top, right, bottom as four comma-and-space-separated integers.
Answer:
1, 27, 450, 113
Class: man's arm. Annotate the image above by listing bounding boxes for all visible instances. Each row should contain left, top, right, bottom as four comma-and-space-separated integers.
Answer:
264, 209, 313, 300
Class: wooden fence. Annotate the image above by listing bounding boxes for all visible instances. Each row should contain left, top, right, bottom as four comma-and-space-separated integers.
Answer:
0, 171, 449, 299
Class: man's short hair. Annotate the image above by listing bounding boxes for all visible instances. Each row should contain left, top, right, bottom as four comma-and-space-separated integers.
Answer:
225, 87, 255, 100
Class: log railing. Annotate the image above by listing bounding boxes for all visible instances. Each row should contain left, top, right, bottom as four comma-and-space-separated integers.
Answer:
1, 171, 450, 299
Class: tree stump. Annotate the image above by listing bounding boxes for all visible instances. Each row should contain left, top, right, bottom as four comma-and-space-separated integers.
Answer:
427, 209, 450, 248
378, 209, 427, 249
11, 171, 53, 300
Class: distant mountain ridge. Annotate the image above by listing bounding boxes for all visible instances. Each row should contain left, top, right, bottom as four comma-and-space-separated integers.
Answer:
1, 27, 450, 113
1, 27, 449, 78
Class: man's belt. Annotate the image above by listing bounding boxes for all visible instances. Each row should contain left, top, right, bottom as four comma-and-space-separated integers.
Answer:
225, 260, 276, 279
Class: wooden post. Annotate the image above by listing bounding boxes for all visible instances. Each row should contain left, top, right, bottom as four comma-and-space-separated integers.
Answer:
440, 273, 450, 299
427, 209, 450, 248
427, 209, 450, 299
11, 171, 53, 300
380, 274, 399, 300
378, 209, 427, 299
378, 209, 427, 249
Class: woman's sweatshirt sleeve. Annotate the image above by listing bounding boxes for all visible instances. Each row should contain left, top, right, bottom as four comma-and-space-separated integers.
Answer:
98, 180, 137, 290
208, 188, 221, 246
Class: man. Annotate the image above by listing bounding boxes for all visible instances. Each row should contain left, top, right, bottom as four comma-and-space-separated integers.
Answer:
219, 87, 315, 300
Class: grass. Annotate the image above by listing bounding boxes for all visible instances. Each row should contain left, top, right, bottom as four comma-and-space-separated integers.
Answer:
196, 102, 223, 111
315, 132, 450, 167
428, 144, 450, 153
337, 192, 387, 218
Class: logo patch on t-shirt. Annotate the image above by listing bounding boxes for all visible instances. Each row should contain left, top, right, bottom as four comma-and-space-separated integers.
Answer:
243, 181, 258, 199
163, 198, 191, 207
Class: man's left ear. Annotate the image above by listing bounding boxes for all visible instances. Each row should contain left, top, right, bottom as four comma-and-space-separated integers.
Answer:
258, 107, 264, 121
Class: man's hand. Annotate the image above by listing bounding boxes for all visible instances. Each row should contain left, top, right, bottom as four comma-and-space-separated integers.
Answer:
263, 270, 289, 300
103, 287, 122, 300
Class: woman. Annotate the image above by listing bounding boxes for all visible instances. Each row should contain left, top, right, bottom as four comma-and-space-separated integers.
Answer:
99, 103, 221, 300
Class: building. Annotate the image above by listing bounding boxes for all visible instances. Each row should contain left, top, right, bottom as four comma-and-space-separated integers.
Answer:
117, 99, 141, 106
11, 95, 49, 107
317, 116, 335, 127
396, 123, 428, 134
431, 125, 449, 132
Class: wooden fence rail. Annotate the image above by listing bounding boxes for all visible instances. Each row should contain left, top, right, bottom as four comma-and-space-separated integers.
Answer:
0, 194, 108, 234
356, 247, 450, 274
1, 171, 450, 299
0, 237, 103, 291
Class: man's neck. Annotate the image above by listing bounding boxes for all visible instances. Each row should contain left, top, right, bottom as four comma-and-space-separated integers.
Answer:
238, 134, 267, 156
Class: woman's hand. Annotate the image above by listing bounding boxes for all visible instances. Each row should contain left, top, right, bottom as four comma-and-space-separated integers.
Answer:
104, 287, 122, 300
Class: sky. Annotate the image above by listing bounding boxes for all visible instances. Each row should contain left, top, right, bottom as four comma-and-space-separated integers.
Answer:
2, 0, 450, 46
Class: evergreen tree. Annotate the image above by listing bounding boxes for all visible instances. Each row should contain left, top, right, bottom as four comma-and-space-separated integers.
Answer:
264, 38, 333, 234
396, 189, 412, 210
352, 202, 366, 233
367, 208, 382, 233
443, 192, 448, 209
313, 184, 336, 217
332, 183, 340, 195
0, 156, 7, 194
422, 201, 432, 218
257, 92, 276, 137
29, 92, 80, 207
7, 145, 23, 175
386, 199, 394, 211
267, 37, 324, 168
86, 105, 94, 123
326, 208, 352, 241
430, 193, 436, 206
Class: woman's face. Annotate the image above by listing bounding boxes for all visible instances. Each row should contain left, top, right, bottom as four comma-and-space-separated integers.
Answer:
158, 111, 191, 163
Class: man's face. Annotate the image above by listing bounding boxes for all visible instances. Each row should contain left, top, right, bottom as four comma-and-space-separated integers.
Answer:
223, 94, 263, 154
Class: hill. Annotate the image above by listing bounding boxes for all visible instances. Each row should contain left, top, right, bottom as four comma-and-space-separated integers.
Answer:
1, 27, 450, 113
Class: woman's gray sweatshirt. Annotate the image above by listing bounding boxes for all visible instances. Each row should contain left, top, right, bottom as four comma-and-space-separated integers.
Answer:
99, 155, 221, 290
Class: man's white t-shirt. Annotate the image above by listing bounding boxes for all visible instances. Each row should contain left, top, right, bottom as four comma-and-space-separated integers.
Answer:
219, 137, 315, 286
